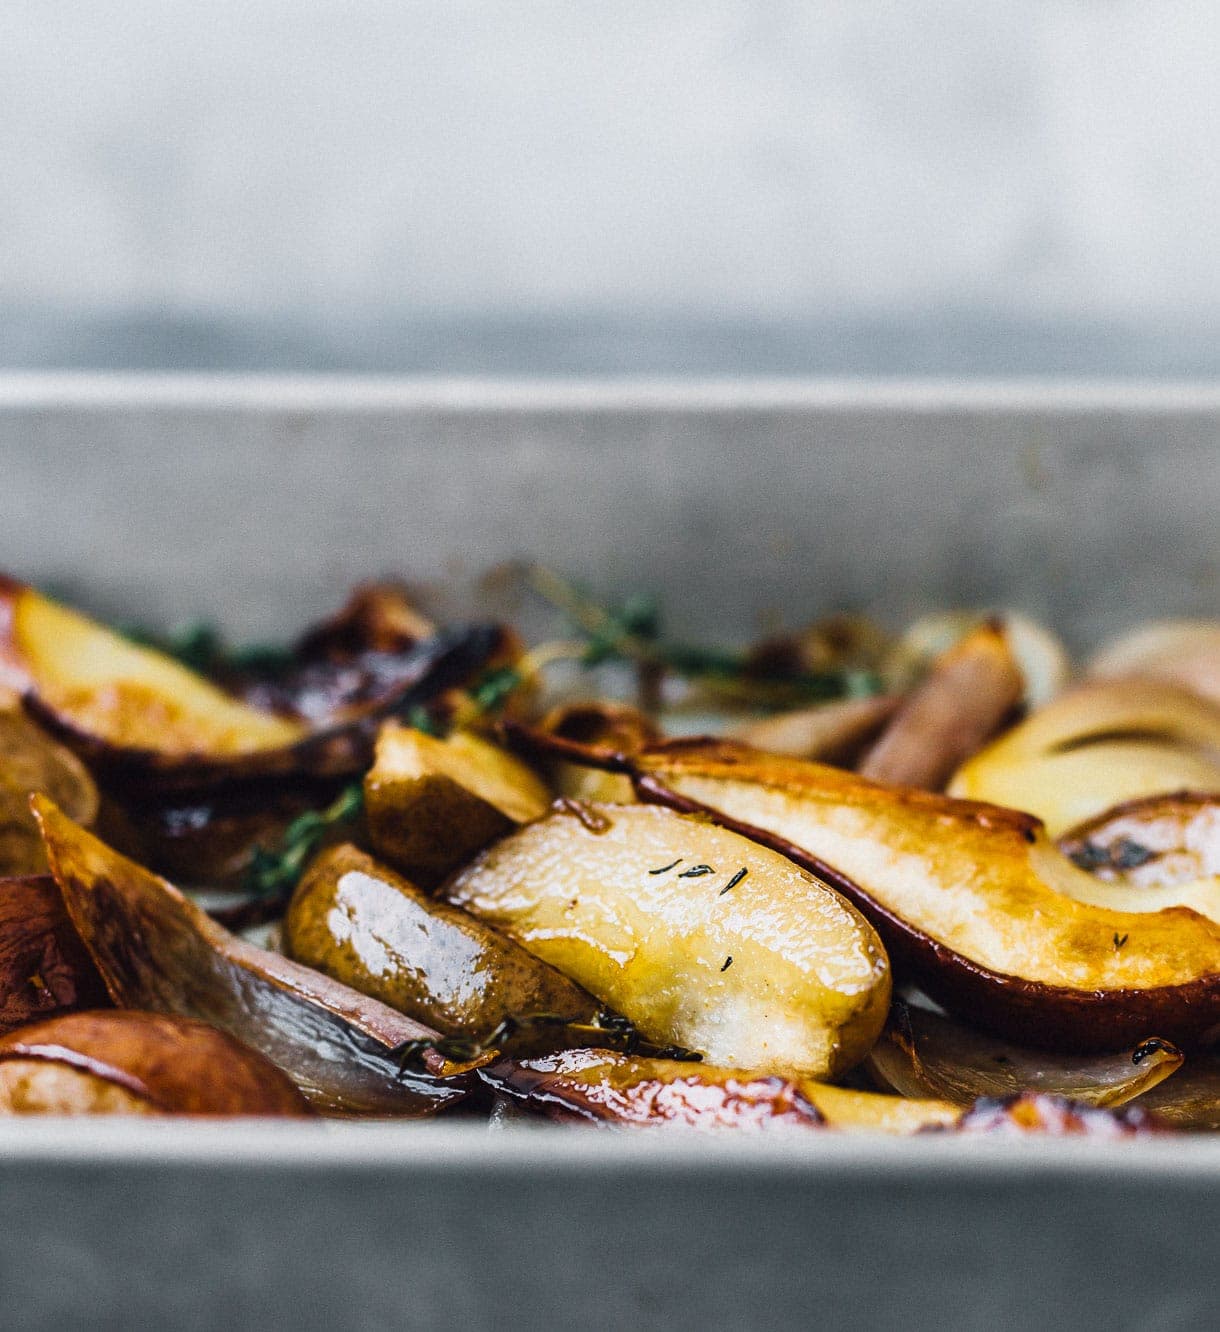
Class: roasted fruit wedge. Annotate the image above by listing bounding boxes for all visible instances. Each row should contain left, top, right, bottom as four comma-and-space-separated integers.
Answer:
948, 681, 1220, 835
285, 843, 600, 1042
364, 724, 551, 886
33, 796, 473, 1115
0, 578, 501, 791
867, 1000, 1183, 1107
0, 875, 108, 1031
0, 1011, 311, 1117
619, 742, 1220, 1051
444, 800, 891, 1079
480, 1048, 959, 1133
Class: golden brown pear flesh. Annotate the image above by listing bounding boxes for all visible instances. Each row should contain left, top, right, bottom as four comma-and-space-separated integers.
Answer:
0, 578, 502, 793
444, 800, 891, 1080
627, 743, 1220, 1052
32, 796, 472, 1115
481, 1047, 958, 1133
364, 724, 552, 887
948, 681, 1220, 836
285, 843, 600, 1040
0, 1010, 312, 1116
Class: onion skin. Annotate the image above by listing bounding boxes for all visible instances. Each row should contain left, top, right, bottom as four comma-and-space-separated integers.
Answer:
0, 875, 109, 1032
867, 999, 1183, 1107
0, 1010, 313, 1117
860, 622, 1023, 790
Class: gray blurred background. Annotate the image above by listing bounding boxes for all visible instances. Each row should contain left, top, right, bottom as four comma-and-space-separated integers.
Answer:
2, 1, 1217, 376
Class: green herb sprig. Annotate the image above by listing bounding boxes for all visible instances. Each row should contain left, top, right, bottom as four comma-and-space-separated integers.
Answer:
391, 1009, 703, 1076
243, 783, 364, 903
527, 565, 879, 705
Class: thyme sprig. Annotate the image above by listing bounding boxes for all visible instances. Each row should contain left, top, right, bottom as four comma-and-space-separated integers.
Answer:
526, 564, 878, 704
391, 1009, 703, 1076
243, 783, 364, 903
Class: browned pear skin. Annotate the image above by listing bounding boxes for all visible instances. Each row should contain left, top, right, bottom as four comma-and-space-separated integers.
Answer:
285, 843, 600, 1040
626, 741, 1220, 1053
0, 1010, 312, 1116
0, 875, 109, 1031
32, 797, 472, 1116
480, 1047, 959, 1133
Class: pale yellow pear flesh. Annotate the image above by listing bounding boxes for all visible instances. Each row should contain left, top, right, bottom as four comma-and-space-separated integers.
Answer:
444, 802, 891, 1080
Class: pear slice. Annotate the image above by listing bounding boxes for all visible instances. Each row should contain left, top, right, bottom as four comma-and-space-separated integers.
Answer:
1057, 793, 1220, 923
480, 1047, 958, 1133
444, 800, 890, 1080
626, 742, 1220, 1052
32, 796, 473, 1115
0, 577, 500, 792
364, 724, 551, 886
285, 843, 600, 1041
1088, 620, 1220, 705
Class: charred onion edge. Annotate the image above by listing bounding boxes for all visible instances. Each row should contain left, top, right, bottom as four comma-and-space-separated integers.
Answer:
0, 1030, 175, 1110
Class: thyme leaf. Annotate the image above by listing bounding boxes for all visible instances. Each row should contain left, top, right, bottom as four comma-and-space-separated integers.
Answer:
527, 565, 875, 704
243, 783, 364, 903
390, 1009, 703, 1077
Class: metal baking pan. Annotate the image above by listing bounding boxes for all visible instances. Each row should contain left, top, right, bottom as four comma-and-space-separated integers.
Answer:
2, 374, 1219, 1332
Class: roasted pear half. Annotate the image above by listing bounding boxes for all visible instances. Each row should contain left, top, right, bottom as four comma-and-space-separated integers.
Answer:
1, 707, 99, 874
624, 742, 1220, 1052
444, 801, 891, 1079
32, 797, 473, 1115
364, 724, 551, 887
285, 843, 600, 1041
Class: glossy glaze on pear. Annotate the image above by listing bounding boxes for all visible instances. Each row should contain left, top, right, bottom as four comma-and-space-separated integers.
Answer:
628, 742, 1220, 1052
445, 801, 891, 1079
